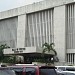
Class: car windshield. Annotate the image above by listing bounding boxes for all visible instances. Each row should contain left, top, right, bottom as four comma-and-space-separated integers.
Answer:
0, 69, 16, 75
39, 68, 57, 75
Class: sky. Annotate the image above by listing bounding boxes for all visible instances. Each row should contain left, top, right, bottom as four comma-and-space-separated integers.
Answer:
0, 0, 43, 12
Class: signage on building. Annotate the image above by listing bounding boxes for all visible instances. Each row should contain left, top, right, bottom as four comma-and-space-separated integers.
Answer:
12, 48, 26, 54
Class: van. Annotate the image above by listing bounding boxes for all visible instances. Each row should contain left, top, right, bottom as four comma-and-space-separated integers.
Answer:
0, 64, 58, 75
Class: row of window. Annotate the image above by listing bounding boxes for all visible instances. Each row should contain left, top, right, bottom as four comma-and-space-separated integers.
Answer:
67, 53, 75, 64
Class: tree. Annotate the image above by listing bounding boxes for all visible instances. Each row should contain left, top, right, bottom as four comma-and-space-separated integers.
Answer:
42, 42, 59, 63
42, 42, 57, 55
0, 44, 24, 63
0, 44, 10, 62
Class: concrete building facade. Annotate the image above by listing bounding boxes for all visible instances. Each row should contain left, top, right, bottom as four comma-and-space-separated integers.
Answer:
1, 0, 75, 65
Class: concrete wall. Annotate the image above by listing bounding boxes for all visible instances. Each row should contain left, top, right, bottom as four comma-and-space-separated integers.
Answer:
0, 17, 18, 48
17, 14, 26, 47
67, 49, 75, 53
0, 0, 74, 20
25, 0, 74, 14
54, 5, 66, 62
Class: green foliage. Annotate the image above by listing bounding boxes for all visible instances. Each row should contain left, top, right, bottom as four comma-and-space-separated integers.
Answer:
42, 42, 57, 55
2, 56, 16, 63
42, 42, 59, 63
34, 58, 51, 63
0, 44, 23, 64
0, 44, 10, 62
68, 64, 73, 66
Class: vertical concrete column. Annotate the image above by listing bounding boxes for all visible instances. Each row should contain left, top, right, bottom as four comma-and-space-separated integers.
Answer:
17, 14, 26, 47
54, 5, 66, 62
74, 54, 75, 65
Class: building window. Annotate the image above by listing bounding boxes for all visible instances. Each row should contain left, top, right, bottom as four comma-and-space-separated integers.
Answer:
67, 53, 74, 64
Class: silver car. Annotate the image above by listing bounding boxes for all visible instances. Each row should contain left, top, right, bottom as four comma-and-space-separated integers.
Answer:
57, 71, 75, 75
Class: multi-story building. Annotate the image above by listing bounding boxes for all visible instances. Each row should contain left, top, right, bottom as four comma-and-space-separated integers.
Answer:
1, 0, 75, 65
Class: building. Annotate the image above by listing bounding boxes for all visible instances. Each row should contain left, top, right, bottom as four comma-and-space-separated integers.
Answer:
1, 0, 75, 65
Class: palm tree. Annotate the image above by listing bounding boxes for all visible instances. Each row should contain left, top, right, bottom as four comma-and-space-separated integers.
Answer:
42, 42, 57, 55
42, 42, 59, 63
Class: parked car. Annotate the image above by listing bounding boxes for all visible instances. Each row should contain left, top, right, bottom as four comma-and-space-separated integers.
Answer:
56, 66, 75, 71
0, 64, 58, 75
57, 71, 75, 75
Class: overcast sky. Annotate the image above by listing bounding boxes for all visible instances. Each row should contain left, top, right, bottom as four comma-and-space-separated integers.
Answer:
0, 0, 43, 12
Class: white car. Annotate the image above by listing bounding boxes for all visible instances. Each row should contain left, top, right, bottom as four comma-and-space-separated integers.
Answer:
57, 71, 75, 75
56, 66, 75, 71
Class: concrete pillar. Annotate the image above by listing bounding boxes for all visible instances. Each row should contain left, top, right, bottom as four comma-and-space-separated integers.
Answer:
17, 14, 26, 47
74, 54, 75, 65
54, 5, 66, 62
